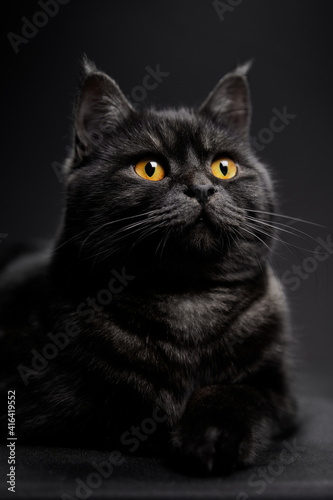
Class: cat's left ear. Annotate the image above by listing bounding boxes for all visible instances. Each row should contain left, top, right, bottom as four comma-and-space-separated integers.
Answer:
198, 61, 252, 137
75, 57, 135, 158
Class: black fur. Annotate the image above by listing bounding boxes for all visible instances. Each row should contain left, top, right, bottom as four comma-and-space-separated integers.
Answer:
0, 59, 296, 475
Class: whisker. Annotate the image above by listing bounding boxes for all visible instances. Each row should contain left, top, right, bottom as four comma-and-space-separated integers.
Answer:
87, 225, 154, 260
244, 218, 322, 255
89, 217, 169, 262
89, 218, 156, 250
243, 221, 298, 256
54, 209, 161, 252
245, 216, 318, 244
160, 227, 174, 258
129, 226, 162, 253
238, 225, 282, 257
247, 209, 324, 228
80, 210, 160, 244
155, 226, 172, 258
79, 212, 167, 257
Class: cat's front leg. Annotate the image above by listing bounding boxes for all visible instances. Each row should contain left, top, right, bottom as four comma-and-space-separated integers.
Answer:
170, 382, 296, 476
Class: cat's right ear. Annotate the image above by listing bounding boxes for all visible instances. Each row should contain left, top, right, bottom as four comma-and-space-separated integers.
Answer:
75, 57, 135, 158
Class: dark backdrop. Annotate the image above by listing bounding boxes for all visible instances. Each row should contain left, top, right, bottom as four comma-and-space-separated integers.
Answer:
1, 0, 332, 397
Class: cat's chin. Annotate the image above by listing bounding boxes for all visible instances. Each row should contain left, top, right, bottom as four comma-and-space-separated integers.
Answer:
182, 220, 224, 255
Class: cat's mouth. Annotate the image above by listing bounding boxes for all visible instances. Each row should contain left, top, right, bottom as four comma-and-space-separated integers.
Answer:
177, 210, 222, 253
191, 211, 219, 235
195, 212, 213, 227
196, 216, 206, 225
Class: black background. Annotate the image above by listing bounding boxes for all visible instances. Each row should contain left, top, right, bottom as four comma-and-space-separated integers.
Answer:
1, 0, 332, 397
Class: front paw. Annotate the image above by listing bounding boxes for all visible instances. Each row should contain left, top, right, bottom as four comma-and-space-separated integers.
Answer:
171, 420, 260, 476
170, 386, 268, 476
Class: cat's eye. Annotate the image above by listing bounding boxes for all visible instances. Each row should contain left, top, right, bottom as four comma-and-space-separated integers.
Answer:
211, 157, 237, 180
134, 159, 165, 181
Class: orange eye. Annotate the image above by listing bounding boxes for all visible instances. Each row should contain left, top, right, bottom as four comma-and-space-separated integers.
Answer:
211, 157, 237, 180
134, 159, 165, 181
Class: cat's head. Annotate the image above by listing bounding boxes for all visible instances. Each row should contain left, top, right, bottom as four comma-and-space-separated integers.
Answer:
59, 58, 275, 275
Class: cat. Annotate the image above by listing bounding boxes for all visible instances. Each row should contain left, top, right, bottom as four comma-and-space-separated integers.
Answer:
0, 58, 297, 475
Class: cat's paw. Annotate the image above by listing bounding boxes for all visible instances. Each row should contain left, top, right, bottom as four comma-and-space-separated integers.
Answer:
171, 420, 260, 476
169, 385, 269, 476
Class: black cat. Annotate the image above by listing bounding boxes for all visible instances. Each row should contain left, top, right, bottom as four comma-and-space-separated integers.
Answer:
0, 59, 296, 475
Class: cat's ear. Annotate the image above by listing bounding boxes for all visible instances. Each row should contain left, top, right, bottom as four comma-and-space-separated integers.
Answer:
75, 57, 134, 158
198, 61, 252, 137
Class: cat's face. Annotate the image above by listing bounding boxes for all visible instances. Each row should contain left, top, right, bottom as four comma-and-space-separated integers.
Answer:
61, 60, 275, 270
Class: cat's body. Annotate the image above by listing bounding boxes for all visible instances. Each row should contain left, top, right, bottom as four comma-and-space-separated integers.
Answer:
0, 60, 296, 474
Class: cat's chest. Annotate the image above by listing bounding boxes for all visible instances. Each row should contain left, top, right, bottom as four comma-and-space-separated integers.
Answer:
116, 287, 238, 340
95, 288, 245, 421
107, 287, 241, 386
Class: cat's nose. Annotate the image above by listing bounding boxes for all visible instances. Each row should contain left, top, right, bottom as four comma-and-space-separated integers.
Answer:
184, 184, 216, 205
